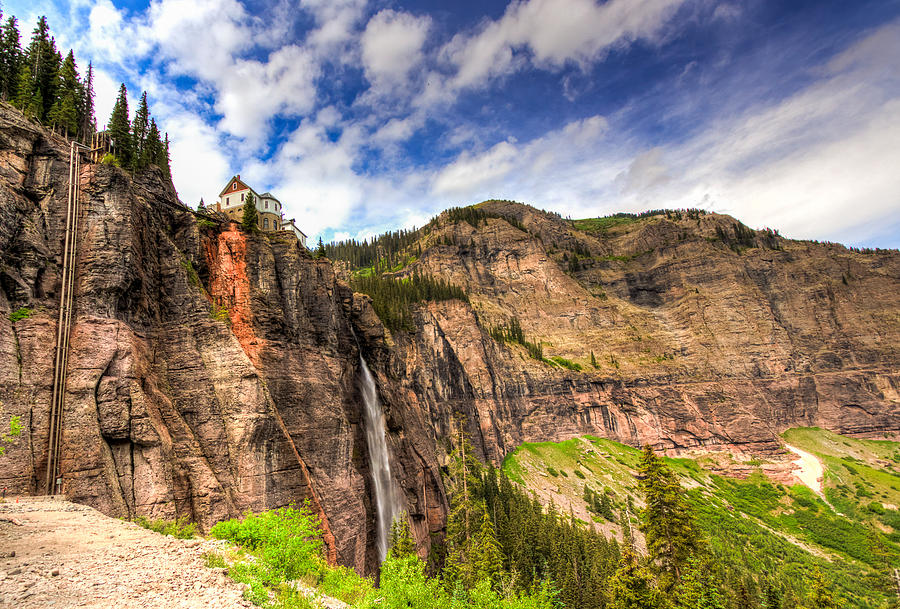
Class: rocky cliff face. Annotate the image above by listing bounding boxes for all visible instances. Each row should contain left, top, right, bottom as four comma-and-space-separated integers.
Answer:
1, 105, 898, 574
380, 201, 900, 464
0, 105, 445, 572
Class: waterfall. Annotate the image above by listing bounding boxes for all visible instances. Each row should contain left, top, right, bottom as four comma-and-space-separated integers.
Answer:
359, 355, 403, 562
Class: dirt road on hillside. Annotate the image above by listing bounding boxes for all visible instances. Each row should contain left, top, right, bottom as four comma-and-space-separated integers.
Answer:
0, 497, 253, 608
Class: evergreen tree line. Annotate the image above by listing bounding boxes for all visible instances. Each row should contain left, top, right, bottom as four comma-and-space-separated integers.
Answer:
0, 13, 94, 140
488, 316, 543, 361
106, 83, 172, 177
0, 11, 171, 177
418, 439, 853, 609
583, 485, 616, 522
325, 228, 422, 271
436, 204, 527, 232
429, 435, 621, 608
349, 271, 468, 333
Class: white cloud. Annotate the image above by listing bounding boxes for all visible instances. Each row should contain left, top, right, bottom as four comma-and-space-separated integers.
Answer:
215, 45, 319, 141
431, 114, 610, 200
300, 0, 368, 56
165, 111, 232, 208
443, 0, 685, 92
361, 10, 431, 90
432, 140, 519, 196
615, 147, 671, 194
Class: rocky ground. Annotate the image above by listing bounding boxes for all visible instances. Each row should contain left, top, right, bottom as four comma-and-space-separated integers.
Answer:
0, 497, 253, 608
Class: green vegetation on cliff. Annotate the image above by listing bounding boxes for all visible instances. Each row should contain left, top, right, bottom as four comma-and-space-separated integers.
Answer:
349, 272, 468, 333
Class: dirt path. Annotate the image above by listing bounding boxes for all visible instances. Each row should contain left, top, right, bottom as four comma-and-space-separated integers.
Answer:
784, 443, 824, 493
0, 497, 253, 608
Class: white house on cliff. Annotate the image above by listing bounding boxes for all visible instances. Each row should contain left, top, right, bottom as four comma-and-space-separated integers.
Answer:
216, 175, 307, 247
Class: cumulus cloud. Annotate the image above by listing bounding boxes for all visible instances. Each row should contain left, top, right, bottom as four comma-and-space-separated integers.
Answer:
215, 45, 319, 141
443, 0, 685, 91
361, 10, 431, 89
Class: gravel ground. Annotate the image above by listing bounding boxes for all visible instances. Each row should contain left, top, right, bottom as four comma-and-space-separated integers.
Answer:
0, 497, 255, 608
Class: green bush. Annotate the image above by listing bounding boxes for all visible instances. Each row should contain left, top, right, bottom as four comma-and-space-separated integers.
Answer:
547, 467, 559, 477
210, 505, 322, 581
100, 153, 121, 167
9, 307, 32, 322
203, 552, 227, 568
867, 501, 886, 515
574, 469, 585, 479
548, 356, 583, 371
133, 515, 197, 538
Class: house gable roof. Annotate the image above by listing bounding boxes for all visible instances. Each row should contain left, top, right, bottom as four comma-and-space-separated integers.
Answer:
218, 175, 252, 197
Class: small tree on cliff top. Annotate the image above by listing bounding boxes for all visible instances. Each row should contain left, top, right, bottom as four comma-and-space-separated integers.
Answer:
241, 192, 258, 231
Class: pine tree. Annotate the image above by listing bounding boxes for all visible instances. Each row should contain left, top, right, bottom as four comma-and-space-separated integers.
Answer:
473, 508, 504, 585
442, 432, 486, 591
608, 547, 662, 609
142, 118, 163, 170
590, 351, 598, 368
315, 237, 326, 258
49, 49, 78, 137
162, 133, 172, 180
242, 192, 258, 231
0, 16, 22, 101
107, 83, 131, 165
807, 568, 839, 609
12, 61, 36, 115
673, 556, 726, 609
80, 61, 94, 142
25, 16, 60, 121
637, 445, 703, 587
388, 513, 416, 559
131, 91, 149, 169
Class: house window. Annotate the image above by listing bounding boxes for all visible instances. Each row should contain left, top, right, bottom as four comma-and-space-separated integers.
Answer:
226, 197, 229, 205
265, 201, 268, 209
233, 183, 237, 190
264, 218, 269, 229
241, 193, 244, 201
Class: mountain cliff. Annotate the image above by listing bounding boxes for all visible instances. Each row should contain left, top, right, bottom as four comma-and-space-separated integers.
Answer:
1, 103, 898, 574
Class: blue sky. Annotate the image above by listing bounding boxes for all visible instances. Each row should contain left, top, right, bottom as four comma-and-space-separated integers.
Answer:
5, 0, 900, 246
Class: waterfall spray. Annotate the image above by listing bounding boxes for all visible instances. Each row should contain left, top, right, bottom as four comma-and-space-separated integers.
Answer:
359, 355, 403, 562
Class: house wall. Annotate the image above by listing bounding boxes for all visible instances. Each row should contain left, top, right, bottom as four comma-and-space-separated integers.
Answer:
221, 207, 281, 232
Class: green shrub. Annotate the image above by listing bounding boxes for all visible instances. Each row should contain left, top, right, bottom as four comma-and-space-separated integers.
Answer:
133, 515, 197, 538
100, 153, 121, 167
548, 356, 583, 371
9, 307, 32, 322
868, 501, 886, 515
210, 505, 323, 581
203, 552, 227, 568
210, 303, 231, 325
574, 469, 585, 479
547, 467, 559, 477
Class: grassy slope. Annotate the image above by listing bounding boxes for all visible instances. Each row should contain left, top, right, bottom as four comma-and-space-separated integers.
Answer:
503, 429, 900, 608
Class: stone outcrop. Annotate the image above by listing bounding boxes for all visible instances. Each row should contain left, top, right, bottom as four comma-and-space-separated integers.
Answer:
1, 104, 898, 574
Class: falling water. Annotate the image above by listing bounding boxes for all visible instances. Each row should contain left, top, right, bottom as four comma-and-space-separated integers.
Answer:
359, 355, 403, 562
